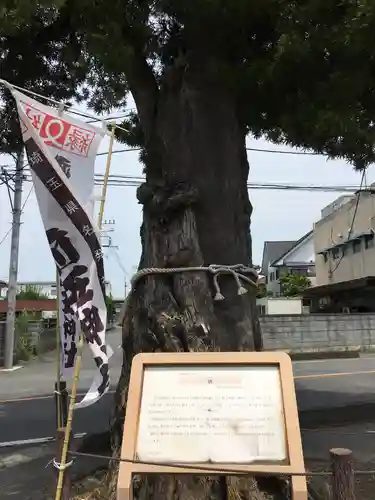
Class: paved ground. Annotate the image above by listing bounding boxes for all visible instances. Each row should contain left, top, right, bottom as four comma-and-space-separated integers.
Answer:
0, 327, 123, 401
1, 329, 375, 444
2, 421, 375, 500
294, 355, 375, 411
0, 441, 107, 499
1, 337, 375, 499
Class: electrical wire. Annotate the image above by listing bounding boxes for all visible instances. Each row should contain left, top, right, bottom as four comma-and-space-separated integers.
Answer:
329, 169, 366, 274
0, 185, 34, 247
0, 227, 12, 247
88, 146, 333, 157
2, 165, 366, 192
21, 185, 34, 211
0, 80, 350, 159
96, 148, 141, 157
109, 246, 128, 277
14, 174, 367, 193
0, 79, 132, 135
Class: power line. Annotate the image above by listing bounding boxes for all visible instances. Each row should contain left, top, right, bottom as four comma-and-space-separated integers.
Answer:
0, 227, 12, 247
0, 80, 365, 160
9, 172, 365, 193
96, 148, 141, 157
94, 146, 328, 157
21, 185, 34, 210
109, 247, 128, 277
2, 164, 365, 192
4, 145, 334, 163
329, 170, 366, 274
247, 147, 319, 156
0, 185, 34, 248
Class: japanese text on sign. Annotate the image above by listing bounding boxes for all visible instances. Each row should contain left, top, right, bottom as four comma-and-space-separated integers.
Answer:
23, 101, 95, 157
136, 365, 287, 464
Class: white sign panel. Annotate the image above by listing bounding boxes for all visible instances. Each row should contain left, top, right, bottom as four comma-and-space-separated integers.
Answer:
136, 365, 287, 463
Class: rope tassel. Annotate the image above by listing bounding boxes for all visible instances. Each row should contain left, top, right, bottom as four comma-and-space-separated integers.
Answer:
128, 263, 258, 303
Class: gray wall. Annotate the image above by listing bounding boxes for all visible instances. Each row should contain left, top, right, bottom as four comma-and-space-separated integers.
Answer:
0, 322, 5, 363
260, 313, 375, 352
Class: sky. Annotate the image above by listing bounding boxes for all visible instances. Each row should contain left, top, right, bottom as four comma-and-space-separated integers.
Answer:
0, 98, 373, 298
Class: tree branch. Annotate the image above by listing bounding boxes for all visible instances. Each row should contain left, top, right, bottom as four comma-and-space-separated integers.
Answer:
124, 49, 158, 141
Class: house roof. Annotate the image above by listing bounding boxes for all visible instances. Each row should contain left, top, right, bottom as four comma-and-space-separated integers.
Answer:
270, 230, 313, 266
302, 276, 375, 297
265, 240, 297, 266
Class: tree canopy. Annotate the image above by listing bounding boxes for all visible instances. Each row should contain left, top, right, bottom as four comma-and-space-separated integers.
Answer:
280, 271, 311, 297
2, 3, 375, 499
16, 284, 48, 300
2, 1, 375, 165
0, 3, 89, 154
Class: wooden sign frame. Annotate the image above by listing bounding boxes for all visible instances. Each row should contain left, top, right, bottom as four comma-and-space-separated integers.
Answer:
117, 351, 307, 500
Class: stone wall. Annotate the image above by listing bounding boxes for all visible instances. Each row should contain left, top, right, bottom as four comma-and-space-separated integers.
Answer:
260, 313, 375, 352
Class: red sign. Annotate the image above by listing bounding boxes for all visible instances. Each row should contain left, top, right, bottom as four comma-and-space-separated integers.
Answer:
22, 101, 96, 157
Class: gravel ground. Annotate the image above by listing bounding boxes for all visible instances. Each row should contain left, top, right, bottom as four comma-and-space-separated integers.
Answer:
306, 458, 375, 500
2, 436, 375, 500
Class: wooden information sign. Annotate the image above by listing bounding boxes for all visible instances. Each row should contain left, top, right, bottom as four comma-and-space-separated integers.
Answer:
117, 352, 307, 500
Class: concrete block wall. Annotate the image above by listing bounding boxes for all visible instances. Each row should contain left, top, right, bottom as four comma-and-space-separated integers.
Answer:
0, 322, 4, 363
260, 313, 375, 352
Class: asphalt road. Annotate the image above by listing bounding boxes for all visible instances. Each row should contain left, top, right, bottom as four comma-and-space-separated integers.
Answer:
1, 355, 375, 444
1, 327, 375, 444
0, 391, 115, 443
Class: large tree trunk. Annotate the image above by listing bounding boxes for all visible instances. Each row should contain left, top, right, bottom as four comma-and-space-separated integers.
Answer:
105, 72, 270, 500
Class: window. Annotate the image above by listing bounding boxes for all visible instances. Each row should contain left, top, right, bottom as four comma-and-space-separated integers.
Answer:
323, 253, 328, 263
257, 305, 266, 315
269, 272, 274, 282
353, 239, 361, 254
296, 268, 308, 276
332, 247, 339, 259
341, 245, 347, 257
275, 269, 279, 279
365, 233, 374, 249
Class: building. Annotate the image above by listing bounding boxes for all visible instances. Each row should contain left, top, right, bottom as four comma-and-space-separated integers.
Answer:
0, 281, 57, 299
0, 280, 7, 297
0, 280, 112, 299
256, 297, 309, 315
306, 189, 375, 312
261, 232, 316, 297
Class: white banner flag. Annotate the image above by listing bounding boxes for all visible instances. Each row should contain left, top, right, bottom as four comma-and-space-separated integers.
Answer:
11, 88, 110, 408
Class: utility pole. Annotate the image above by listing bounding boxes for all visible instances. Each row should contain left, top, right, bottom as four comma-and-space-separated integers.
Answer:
4, 149, 24, 369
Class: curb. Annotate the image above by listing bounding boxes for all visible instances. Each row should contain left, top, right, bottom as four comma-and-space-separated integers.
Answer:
299, 401, 375, 428
289, 350, 360, 361
2, 402, 375, 451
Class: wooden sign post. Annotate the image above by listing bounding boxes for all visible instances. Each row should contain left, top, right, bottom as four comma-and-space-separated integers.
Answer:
117, 352, 307, 500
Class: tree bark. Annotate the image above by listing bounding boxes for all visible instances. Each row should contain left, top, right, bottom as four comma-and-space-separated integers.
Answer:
106, 70, 266, 500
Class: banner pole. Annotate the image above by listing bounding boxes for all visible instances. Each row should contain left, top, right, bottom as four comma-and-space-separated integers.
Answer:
54, 270, 68, 430
55, 269, 62, 429
98, 124, 116, 228
54, 124, 116, 500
